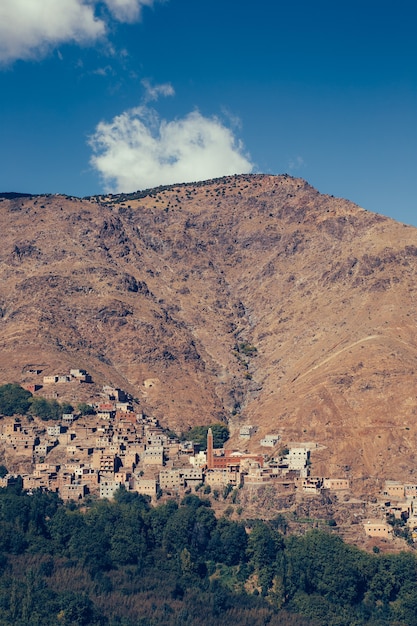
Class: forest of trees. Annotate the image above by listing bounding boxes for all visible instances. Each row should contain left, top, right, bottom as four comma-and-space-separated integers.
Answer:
0, 484, 415, 625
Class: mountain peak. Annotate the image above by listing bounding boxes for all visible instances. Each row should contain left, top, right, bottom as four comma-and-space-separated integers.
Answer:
0, 175, 416, 482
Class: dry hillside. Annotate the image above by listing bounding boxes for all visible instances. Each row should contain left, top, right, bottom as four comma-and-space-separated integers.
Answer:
1, 174, 417, 483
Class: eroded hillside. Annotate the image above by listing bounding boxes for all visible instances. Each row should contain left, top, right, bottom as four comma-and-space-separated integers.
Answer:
1, 174, 417, 482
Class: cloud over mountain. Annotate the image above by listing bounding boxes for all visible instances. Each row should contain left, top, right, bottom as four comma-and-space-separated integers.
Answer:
89, 106, 253, 192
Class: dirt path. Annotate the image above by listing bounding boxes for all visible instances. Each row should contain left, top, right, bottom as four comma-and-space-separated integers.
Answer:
294, 334, 382, 382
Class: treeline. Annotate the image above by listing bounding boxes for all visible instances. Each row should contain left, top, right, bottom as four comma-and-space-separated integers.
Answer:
0, 383, 94, 420
0, 486, 415, 625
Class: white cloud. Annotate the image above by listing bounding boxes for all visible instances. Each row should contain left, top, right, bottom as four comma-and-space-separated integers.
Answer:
0, 0, 159, 64
103, 0, 155, 22
288, 156, 305, 171
93, 65, 114, 76
89, 106, 253, 192
0, 0, 104, 63
141, 79, 175, 102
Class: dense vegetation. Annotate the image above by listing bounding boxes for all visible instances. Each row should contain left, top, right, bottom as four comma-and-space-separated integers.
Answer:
185, 423, 230, 450
0, 485, 415, 625
0, 384, 73, 421
0, 384, 32, 417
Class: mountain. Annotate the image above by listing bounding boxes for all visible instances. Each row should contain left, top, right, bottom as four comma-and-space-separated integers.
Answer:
1, 174, 417, 483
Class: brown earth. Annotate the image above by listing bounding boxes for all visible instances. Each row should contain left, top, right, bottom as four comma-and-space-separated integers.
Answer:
1, 174, 417, 486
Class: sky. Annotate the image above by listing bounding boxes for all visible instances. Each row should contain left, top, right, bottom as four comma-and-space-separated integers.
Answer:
0, 0, 416, 226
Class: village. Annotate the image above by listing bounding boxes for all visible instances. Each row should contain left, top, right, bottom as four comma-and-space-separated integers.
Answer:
0, 367, 416, 547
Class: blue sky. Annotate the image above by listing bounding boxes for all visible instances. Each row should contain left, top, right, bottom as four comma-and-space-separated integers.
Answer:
0, 0, 416, 226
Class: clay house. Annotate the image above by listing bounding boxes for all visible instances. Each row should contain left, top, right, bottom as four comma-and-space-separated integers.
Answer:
1, 421, 23, 436
180, 467, 203, 487
114, 468, 132, 484
24, 368, 42, 375
363, 520, 392, 540
91, 451, 120, 474
132, 476, 158, 497
119, 451, 138, 471
406, 499, 417, 529
34, 442, 55, 456
70, 369, 87, 378
115, 402, 133, 412
323, 478, 350, 491
102, 386, 128, 402
205, 466, 242, 487
9, 432, 35, 451
96, 403, 116, 420
159, 469, 182, 491
96, 435, 113, 448
47, 425, 65, 437
62, 413, 75, 425
260, 434, 280, 447
143, 445, 164, 466
115, 410, 139, 429
70, 369, 92, 383
60, 483, 87, 501
33, 463, 59, 477
295, 476, 323, 494
23, 475, 48, 491
0, 474, 20, 488
404, 484, 417, 499
190, 450, 207, 468
27, 381, 42, 392
100, 479, 124, 499
43, 375, 58, 384
239, 425, 256, 440
57, 375, 71, 383
66, 444, 81, 458
383, 480, 405, 499
287, 447, 310, 471
243, 462, 271, 486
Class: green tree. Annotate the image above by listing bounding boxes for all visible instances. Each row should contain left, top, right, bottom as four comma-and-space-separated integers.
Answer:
209, 518, 247, 566
186, 423, 229, 450
0, 383, 32, 416
57, 592, 103, 626
30, 397, 62, 420
247, 521, 283, 571
60, 402, 74, 415
77, 402, 95, 416
285, 530, 364, 606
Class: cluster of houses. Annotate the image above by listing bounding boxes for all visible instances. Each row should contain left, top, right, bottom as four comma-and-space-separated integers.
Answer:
5, 380, 417, 547
363, 480, 417, 541
0, 379, 357, 505
23, 369, 92, 395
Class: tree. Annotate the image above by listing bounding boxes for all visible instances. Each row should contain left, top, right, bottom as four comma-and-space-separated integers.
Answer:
285, 530, 364, 606
186, 423, 229, 450
60, 402, 74, 415
247, 521, 283, 571
77, 402, 95, 416
208, 518, 247, 566
0, 383, 32, 416
30, 397, 62, 420
57, 592, 103, 626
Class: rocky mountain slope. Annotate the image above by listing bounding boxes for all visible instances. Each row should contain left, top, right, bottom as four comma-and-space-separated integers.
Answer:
1, 174, 417, 483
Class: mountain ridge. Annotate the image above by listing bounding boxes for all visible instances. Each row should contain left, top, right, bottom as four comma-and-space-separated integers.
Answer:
1, 173, 416, 484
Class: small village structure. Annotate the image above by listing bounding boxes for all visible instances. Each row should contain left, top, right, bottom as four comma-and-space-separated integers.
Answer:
2, 373, 411, 543
0, 381, 355, 515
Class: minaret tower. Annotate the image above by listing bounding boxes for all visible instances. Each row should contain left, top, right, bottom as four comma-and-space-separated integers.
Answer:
207, 427, 214, 469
